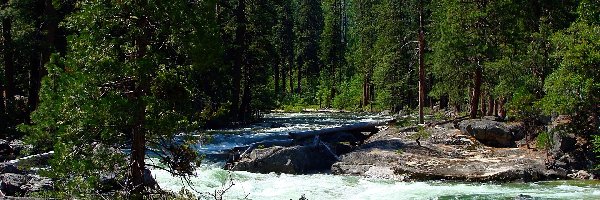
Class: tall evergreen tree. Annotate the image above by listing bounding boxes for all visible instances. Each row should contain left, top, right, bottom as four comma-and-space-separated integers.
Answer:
295, 0, 323, 96
22, 0, 217, 196
319, 0, 347, 107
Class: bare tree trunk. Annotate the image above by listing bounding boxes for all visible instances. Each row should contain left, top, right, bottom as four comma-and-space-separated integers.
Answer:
469, 64, 482, 119
417, 0, 426, 124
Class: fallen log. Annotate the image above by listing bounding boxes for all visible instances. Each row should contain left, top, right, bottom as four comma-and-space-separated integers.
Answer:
4, 151, 54, 167
288, 120, 394, 141
225, 139, 294, 169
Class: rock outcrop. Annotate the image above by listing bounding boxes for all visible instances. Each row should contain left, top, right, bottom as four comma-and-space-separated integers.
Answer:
0, 173, 53, 196
458, 119, 524, 147
232, 145, 338, 174
332, 124, 565, 182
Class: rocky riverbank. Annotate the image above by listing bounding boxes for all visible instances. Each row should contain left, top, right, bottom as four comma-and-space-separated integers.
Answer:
232, 118, 599, 182
332, 123, 560, 181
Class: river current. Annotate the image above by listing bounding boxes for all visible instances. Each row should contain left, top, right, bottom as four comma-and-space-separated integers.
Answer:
150, 112, 600, 200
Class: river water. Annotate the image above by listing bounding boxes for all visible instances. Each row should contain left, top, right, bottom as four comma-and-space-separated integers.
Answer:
151, 112, 600, 200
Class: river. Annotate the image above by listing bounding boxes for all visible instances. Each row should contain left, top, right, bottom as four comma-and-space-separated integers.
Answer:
150, 112, 600, 200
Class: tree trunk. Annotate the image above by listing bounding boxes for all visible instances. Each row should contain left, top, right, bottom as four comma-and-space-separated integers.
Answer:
231, 0, 246, 120
2, 0, 15, 112
361, 77, 368, 108
469, 65, 482, 119
440, 95, 448, 109
297, 59, 302, 94
29, 0, 58, 112
274, 62, 280, 96
130, 12, 150, 197
417, 0, 426, 124
487, 95, 494, 116
481, 92, 487, 116
493, 99, 498, 116
454, 103, 461, 113
289, 63, 294, 94
0, 78, 4, 138
498, 97, 506, 119
130, 96, 146, 197
281, 61, 286, 95
239, 72, 252, 122
0, 79, 4, 115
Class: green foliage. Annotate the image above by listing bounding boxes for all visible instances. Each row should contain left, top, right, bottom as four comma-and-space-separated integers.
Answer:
332, 75, 363, 110
372, 0, 418, 111
395, 149, 404, 155
19, 0, 217, 196
409, 125, 431, 141
395, 116, 417, 128
542, 21, 599, 115
536, 131, 553, 150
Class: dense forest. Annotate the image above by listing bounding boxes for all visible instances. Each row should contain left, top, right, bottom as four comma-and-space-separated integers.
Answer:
0, 0, 598, 198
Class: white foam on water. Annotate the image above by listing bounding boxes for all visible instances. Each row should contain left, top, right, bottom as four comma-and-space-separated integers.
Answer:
151, 166, 600, 200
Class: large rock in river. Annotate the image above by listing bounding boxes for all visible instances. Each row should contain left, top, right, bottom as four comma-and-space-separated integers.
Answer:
232, 145, 338, 174
458, 119, 524, 147
0, 173, 53, 196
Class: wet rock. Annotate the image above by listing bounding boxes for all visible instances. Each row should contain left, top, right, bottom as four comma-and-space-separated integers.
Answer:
99, 172, 120, 192
0, 163, 20, 174
99, 169, 157, 192
458, 119, 524, 147
515, 194, 534, 200
380, 110, 392, 116
0, 173, 29, 196
232, 145, 338, 174
0, 139, 15, 161
20, 175, 53, 194
567, 170, 594, 180
548, 131, 596, 172
482, 116, 503, 121
0, 173, 54, 196
9, 140, 31, 154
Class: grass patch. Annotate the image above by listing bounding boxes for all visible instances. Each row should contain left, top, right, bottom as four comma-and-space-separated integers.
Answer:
395, 149, 404, 155
409, 125, 431, 141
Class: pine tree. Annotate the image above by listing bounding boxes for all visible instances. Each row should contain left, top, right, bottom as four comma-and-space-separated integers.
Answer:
21, 0, 217, 196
